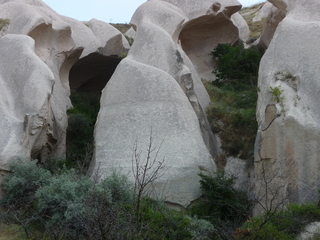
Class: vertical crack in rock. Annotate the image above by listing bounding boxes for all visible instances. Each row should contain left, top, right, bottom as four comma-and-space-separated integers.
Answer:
175, 50, 218, 159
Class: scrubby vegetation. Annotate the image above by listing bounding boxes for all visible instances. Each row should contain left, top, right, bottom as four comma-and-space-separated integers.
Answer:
191, 172, 252, 239
2, 159, 320, 239
110, 23, 131, 34
0, 159, 215, 239
235, 203, 320, 239
205, 43, 262, 161
239, 3, 266, 43
0, 18, 10, 31
66, 92, 100, 172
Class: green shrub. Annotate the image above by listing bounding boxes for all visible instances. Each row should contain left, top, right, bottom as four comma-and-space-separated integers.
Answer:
204, 43, 262, 161
100, 170, 133, 203
1, 160, 51, 206
270, 85, 285, 103
137, 198, 193, 240
190, 172, 251, 239
204, 81, 257, 160
2, 160, 207, 239
212, 43, 262, 86
192, 172, 250, 223
35, 169, 99, 225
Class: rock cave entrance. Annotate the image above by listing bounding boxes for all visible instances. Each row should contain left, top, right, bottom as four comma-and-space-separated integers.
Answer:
66, 53, 122, 168
69, 52, 122, 93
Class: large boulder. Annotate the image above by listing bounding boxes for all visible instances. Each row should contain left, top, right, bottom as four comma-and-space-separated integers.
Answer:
89, 0, 217, 208
254, 0, 320, 212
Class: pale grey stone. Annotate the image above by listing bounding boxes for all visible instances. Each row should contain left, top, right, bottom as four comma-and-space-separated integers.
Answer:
254, 0, 320, 213
90, 0, 217, 208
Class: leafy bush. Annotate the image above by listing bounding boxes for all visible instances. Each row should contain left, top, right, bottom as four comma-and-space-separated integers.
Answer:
204, 43, 262, 161
270, 85, 285, 103
35, 169, 98, 224
1, 160, 51, 207
212, 43, 262, 86
191, 172, 251, 239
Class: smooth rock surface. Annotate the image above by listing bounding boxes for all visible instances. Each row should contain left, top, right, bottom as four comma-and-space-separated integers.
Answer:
89, 0, 217, 208
254, 0, 320, 212
0, 0, 129, 165
253, 2, 273, 22
0, 34, 55, 168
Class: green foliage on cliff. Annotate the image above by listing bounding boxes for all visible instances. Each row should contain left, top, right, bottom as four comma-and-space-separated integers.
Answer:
211, 43, 262, 86
205, 80, 258, 160
205, 43, 262, 161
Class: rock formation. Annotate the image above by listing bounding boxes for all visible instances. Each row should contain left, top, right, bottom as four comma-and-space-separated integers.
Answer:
88, 0, 219, 208
0, 0, 253, 208
160, 0, 249, 80
0, 0, 129, 197
255, 0, 286, 49
254, 0, 320, 211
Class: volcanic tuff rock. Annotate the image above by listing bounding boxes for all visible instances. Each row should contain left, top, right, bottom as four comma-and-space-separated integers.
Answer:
252, 2, 273, 22
256, 0, 286, 49
159, 0, 250, 80
254, 0, 320, 212
0, 0, 251, 208
0, 0, 129, 196
88, 0, 220, 208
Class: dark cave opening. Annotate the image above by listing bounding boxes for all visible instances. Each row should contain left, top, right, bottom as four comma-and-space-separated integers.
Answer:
69, 52, 122, 93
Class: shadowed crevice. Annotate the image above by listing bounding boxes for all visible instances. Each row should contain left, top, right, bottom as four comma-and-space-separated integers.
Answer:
69, 53, 122, 93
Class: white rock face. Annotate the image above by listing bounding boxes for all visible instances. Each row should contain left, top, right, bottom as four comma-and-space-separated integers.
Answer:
0, 34, 54, 167
256, 1, 286, 49
253, 2, 273, 22
254, 0, 320, 212
0, 0, 129, 171
89, 0, 217, 208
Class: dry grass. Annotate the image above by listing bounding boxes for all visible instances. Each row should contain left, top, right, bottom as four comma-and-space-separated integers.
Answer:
0, 18, 10, 31
240, 2, 266, 42
0, 223, 27, 240
110, 23, 131, 34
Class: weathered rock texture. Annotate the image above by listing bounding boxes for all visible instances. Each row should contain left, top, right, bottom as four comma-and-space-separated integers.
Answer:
255, 0, 320, 212
0, 0, 128, 178
252, 2, 273, 22
256, 0, 286, 49
170, 0, 249, 80
89, 0, 218, 208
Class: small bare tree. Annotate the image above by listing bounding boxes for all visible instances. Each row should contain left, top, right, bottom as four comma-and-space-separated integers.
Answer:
131, 131, 166, 231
